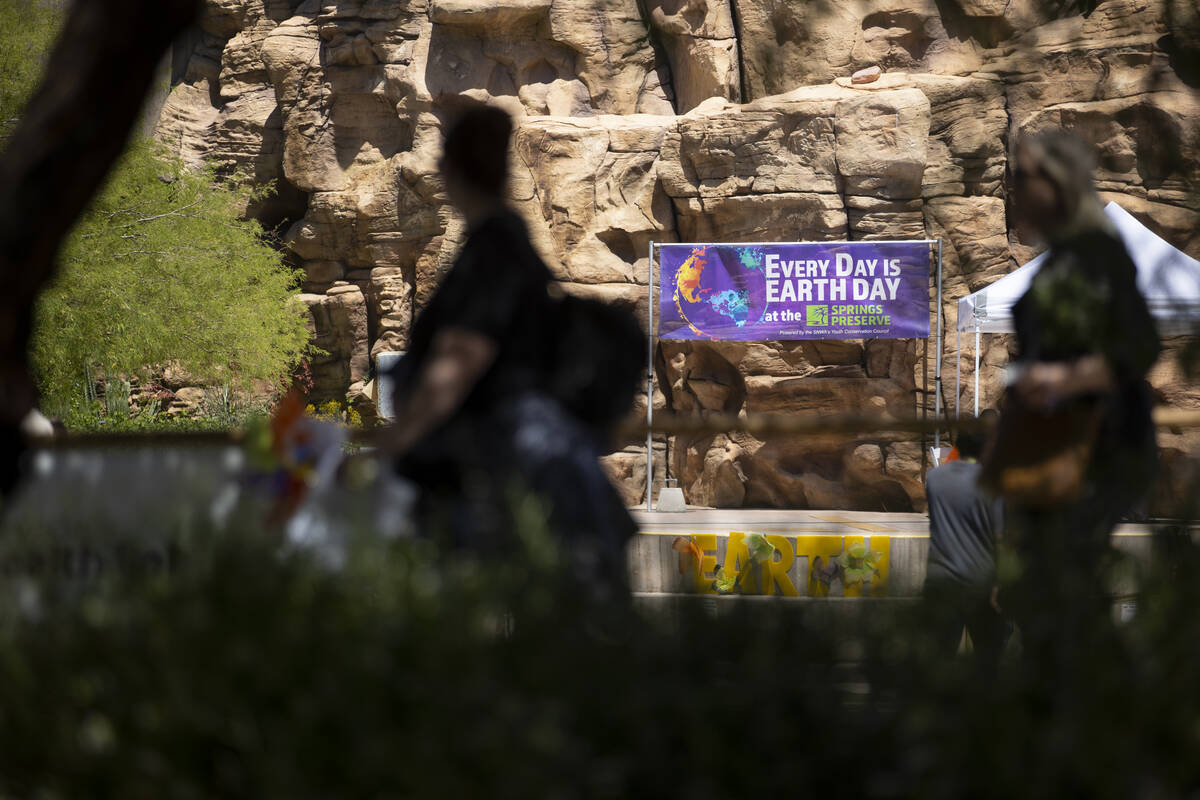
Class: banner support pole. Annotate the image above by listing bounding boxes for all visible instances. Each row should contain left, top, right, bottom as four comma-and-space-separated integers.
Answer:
647, 240, 655, 512
934, 239, 943, 449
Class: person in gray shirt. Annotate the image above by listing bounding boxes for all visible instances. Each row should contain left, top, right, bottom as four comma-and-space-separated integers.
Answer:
923, 410, 1008, 665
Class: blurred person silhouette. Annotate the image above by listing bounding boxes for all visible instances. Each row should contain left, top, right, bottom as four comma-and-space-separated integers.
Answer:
984, 130, 1159, 666
923, 410, 1008, 666
380, 104, 640, 599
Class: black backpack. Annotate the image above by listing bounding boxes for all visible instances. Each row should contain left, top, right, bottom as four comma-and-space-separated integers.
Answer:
544, 293, 646, 436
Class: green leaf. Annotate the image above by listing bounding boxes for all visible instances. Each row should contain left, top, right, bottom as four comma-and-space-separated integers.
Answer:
844, 567, 868, 585
746, 533, 776, 563
713, 567, 736, 595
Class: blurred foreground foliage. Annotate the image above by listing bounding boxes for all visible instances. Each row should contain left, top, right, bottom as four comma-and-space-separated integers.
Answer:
0, 510, 1198, 798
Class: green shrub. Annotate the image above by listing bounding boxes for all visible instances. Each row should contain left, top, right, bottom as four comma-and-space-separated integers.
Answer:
0, 0, 59, 141
2, 1, 313, 420
30, 139, 312, 417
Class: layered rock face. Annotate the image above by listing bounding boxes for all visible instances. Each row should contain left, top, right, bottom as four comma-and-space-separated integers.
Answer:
156, 0, 1200, 510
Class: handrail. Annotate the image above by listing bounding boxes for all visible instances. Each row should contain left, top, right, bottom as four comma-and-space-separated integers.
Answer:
24, 408, 1200, 449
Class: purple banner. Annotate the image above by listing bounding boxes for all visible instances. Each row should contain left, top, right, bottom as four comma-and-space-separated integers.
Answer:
658, 242, 931, 341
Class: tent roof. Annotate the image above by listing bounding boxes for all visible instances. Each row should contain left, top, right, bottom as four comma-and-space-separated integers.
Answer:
956, 202, 1200, 333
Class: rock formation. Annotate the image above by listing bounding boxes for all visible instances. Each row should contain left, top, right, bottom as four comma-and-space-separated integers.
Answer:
155, 0, 1200, 510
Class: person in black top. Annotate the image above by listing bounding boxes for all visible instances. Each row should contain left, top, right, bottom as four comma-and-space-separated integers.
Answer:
923, 411, 1007, 665
381, 105, 636, 598
1000, 130, 1160, 666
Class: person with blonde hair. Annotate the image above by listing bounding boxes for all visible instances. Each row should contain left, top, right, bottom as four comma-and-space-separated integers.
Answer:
992, 129, 1159, 666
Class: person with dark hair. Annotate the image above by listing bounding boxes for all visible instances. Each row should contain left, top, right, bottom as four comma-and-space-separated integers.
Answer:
923, 409, 1007, 663
990, 129, 1159, 667
381, 105, 638, 598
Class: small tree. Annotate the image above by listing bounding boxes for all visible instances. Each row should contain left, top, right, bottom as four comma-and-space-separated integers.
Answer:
1, 1, 312, 418
31, 141, 313, 415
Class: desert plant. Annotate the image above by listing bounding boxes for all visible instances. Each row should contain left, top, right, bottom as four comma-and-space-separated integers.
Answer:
2, 3, 313, 419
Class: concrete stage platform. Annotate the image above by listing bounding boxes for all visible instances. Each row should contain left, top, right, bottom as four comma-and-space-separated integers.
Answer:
626, 509, 1162, 599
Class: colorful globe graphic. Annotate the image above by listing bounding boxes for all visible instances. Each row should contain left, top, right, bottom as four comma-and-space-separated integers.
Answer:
671, 246, 769, 339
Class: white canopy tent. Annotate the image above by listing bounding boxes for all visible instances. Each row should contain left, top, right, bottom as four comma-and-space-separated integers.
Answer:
955, 201, 1200, 416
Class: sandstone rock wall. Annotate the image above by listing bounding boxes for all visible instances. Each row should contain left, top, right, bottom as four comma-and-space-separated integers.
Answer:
155, 0, 1200, 510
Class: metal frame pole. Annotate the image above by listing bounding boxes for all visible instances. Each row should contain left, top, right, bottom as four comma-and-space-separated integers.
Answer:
974, 327, 981, 417
646, 240, 655, 512
955, 326, 961, 419
934, 239, 943, 449
630, 238, 936, 247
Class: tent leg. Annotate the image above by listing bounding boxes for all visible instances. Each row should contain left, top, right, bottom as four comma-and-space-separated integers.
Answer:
955, 327, 960, 419
974, 328, 981, 417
